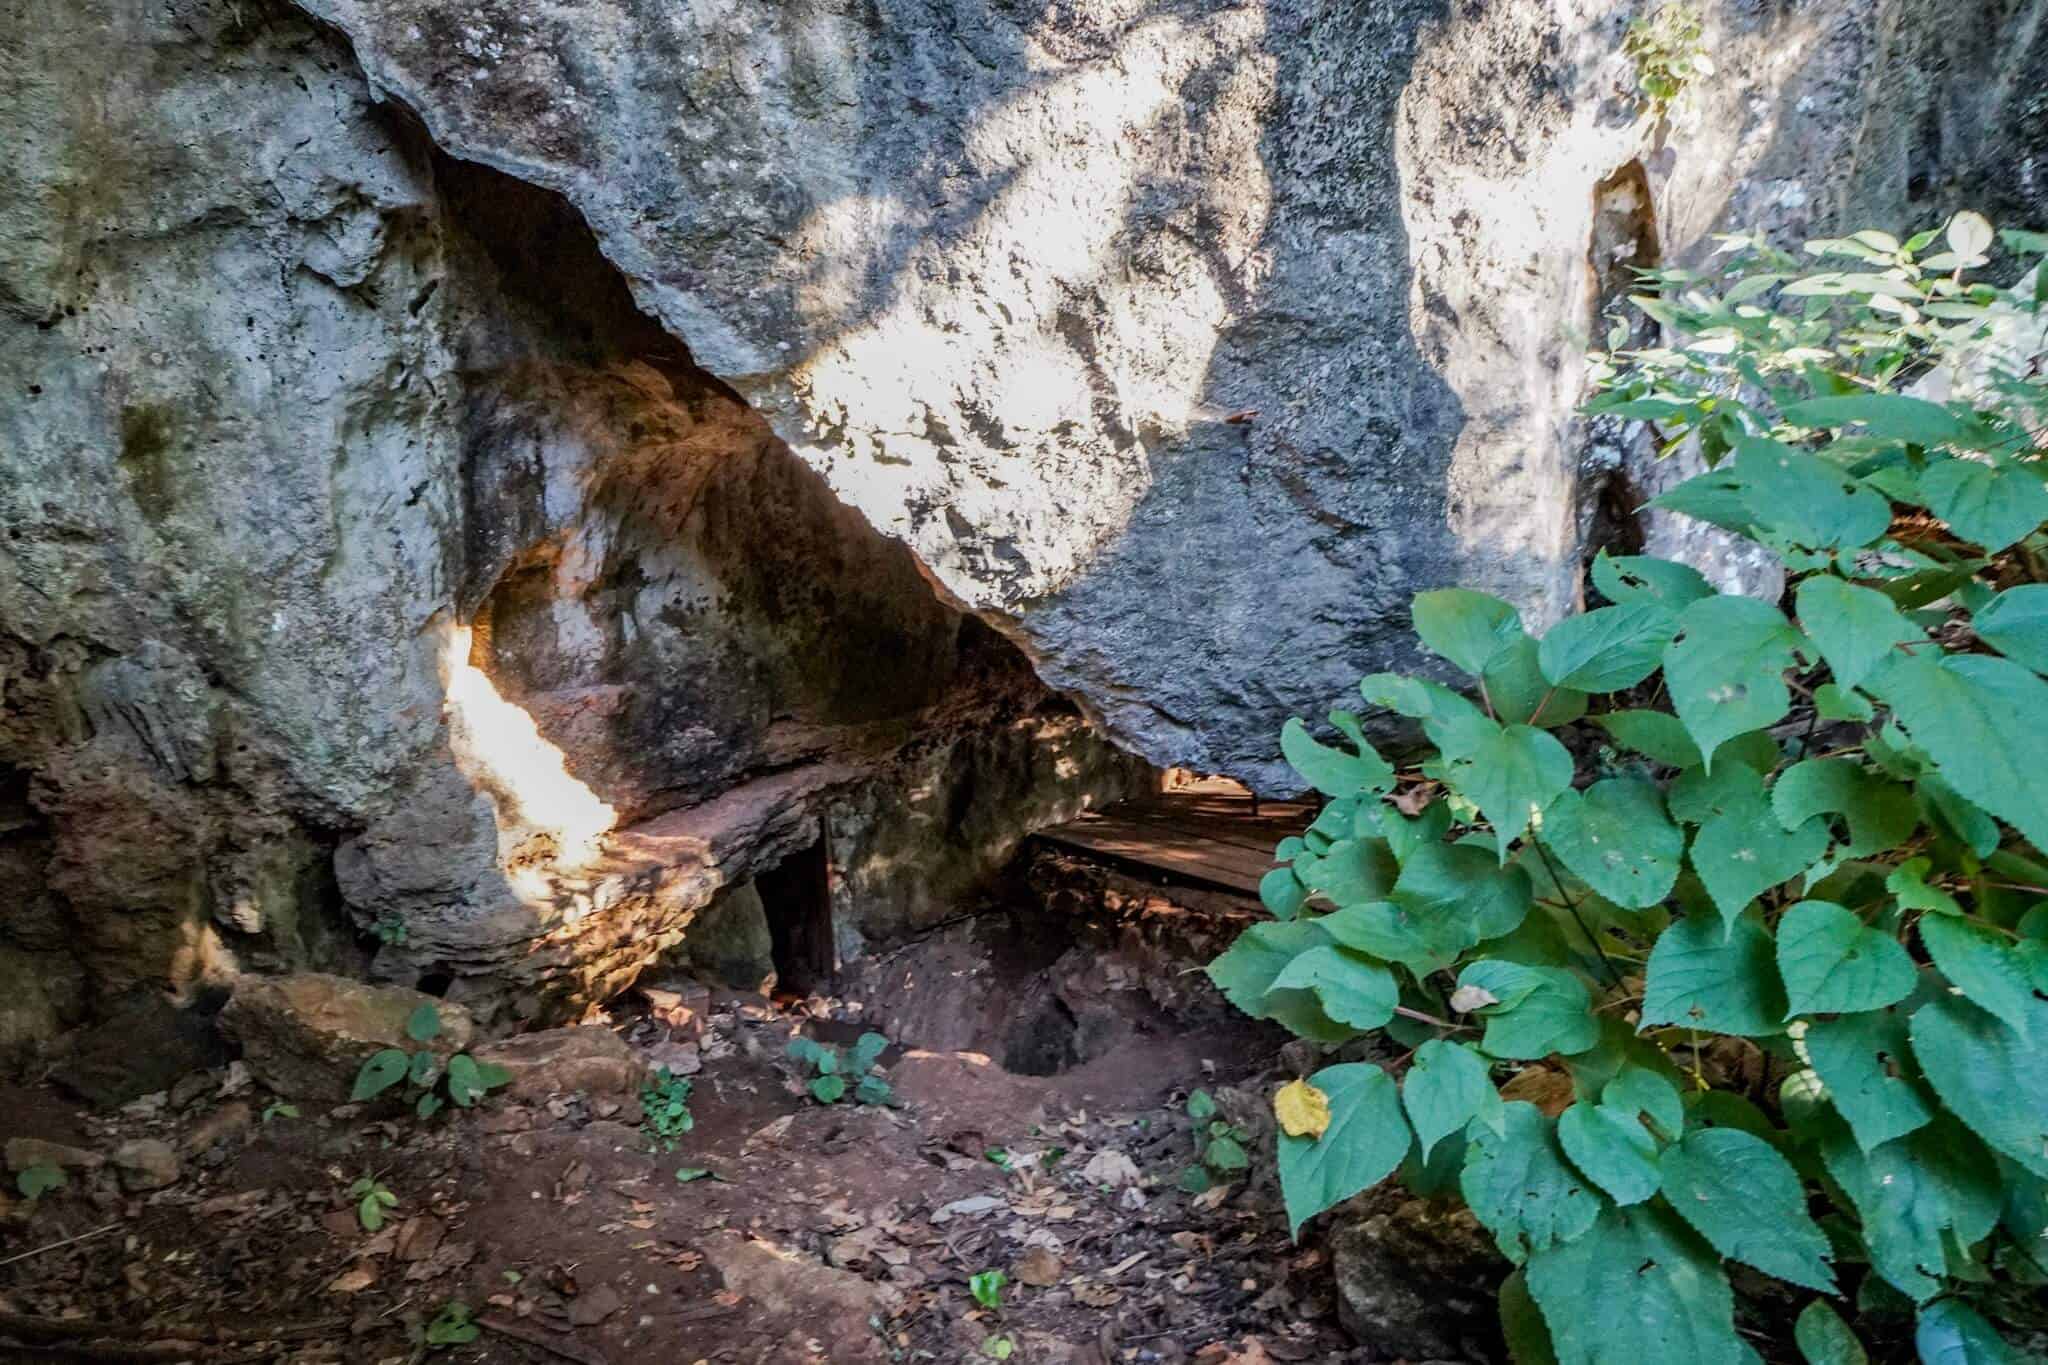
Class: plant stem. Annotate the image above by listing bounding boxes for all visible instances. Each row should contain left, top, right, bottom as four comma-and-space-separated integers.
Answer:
1394, 1005, 1474, 1033
1532, 840, 1626, 988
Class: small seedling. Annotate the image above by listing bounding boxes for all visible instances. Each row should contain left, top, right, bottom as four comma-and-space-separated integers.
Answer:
674, 1166, 714, 1183
1177, 1090, 1252, 1193
982, 1336, 1016, 1359
372, 912, 409, 947
347, 1176, 398, 1232
351, 1003, 511, 1119
423, 1300, 480, 1347
969, 1269, 1006, 1311
262, 1101, 300, 1122
639, 1066, 696, 1152
787, 1032, 894, 1106
16, 1163, 65, 1200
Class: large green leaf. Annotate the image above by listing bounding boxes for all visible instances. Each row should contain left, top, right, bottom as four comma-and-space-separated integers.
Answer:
1664, 596, 1805, 765
1360, 799, 1453, 864
1667, 758, 1766, 825
1819, 1113, 2002, 1303
1259, 866, 1308, 920
1207, 921, 1356, 1039
351, 1048, 411, 1102
1403, 1040, 1503, 1160
1657, 1128, 1836, 1291
1592, 709, 1704, 768
1276, 1063, 1409, 1237
1804, 1007, 1935, 1152
1873, 652, 2048, 855
1523, 1203, 1745, 1365
1295, 837, 1399, 908
1537, 603, 1678, 691
1915, 1299, 2032, 1365
1732, 437, 1890, 550
1270, 945, 1399, 1031
1282, 715, 1395, 798
1589, 552, 1720, 609
1652, 468, 1760, 537
1771, 758, 1919, 857
1909, 992, 2048, 1178
1782, 393, 1967, 445
1460, 1102, 1604, 1263
1641, 911, 1788, 1037
1690, 795, 1829, 934
1557, 1101, 1659, 1205
1458, 961, 1600, 1060
1919, 914, 2038, 1039
1499, 1268, 1559, 1365
1605, 1065, 1685, 1141
1918, 457, 2048, 552
1413, 588, 1524, 675
1320, 900, 1470, 979
1794, 1301, 1868, 1365
1484, 634, 1589, 728
1207, 920, 1330, 1016
1591, 552, 1715, 610
1360, 672, 1497, 756
1441, 722, 1575, 853
1540, 778, 1684, 909
1794, 575, 1919, 690
1392, 841, 1533, 943
1775, 900, 1917, 1017
1972, 583, 2048, 673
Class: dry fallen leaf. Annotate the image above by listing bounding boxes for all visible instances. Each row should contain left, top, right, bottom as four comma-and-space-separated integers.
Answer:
1072, 1280, 1123, 1307
327, 1266, 377, 1295
1272, 1079, 1330, 1139
1013, 1245, 1062, 1287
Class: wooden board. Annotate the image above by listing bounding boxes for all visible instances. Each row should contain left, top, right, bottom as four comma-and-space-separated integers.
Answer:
1034, 785, 1315, 896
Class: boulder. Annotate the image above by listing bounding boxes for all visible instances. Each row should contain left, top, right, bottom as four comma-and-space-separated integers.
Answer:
471, 1027, 644, 1101
51, 990, 231, 1109
4, 1137, 103, 1173
1329, 1190, 1502, 1359
218, 974, 474, 1102
110, 1139, 181, 1192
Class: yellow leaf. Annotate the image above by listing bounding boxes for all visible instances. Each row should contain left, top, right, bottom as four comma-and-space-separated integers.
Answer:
1273, 1078, 1331, 1139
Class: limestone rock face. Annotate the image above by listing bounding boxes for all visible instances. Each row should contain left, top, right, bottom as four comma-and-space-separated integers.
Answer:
3, 0, 2044, 1035
294, 0, 2048, 788
0, 0, 1147, 1033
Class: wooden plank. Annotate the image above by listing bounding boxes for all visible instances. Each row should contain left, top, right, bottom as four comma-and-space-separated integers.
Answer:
1036, 823, 1273, 894
1110, 804, 1305, 856
1045, 816, 1278, 877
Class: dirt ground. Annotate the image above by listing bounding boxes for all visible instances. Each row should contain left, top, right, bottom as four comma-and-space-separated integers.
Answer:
0, 888, 1400, 1365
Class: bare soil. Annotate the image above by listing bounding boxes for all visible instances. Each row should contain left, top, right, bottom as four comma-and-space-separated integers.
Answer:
0, 898, 1390, 1365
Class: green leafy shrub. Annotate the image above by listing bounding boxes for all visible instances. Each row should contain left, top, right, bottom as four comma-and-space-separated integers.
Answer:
787, 1032, 895, 1106
1178, 1088, 1253, 1193
423, 1300, 480, 1348
641, 1066, 695, 1152
351, 1003, 511, 1119
347, 1175, 398, 1232
1210, 214, 2048, 1363
15, 1162, 65, 1200
1622, 3, 1712, 116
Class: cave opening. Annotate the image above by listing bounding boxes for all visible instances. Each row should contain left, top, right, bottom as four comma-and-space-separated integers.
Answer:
757, 834, 836, 997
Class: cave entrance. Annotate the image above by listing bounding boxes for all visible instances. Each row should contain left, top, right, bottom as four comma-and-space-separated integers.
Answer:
759, 834, 835, 996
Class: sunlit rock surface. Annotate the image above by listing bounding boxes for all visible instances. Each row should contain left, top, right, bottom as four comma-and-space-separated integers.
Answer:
293, 0, 2047, 786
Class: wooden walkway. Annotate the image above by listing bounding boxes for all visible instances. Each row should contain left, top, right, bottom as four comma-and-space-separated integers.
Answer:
1034, 780, 1313, 896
